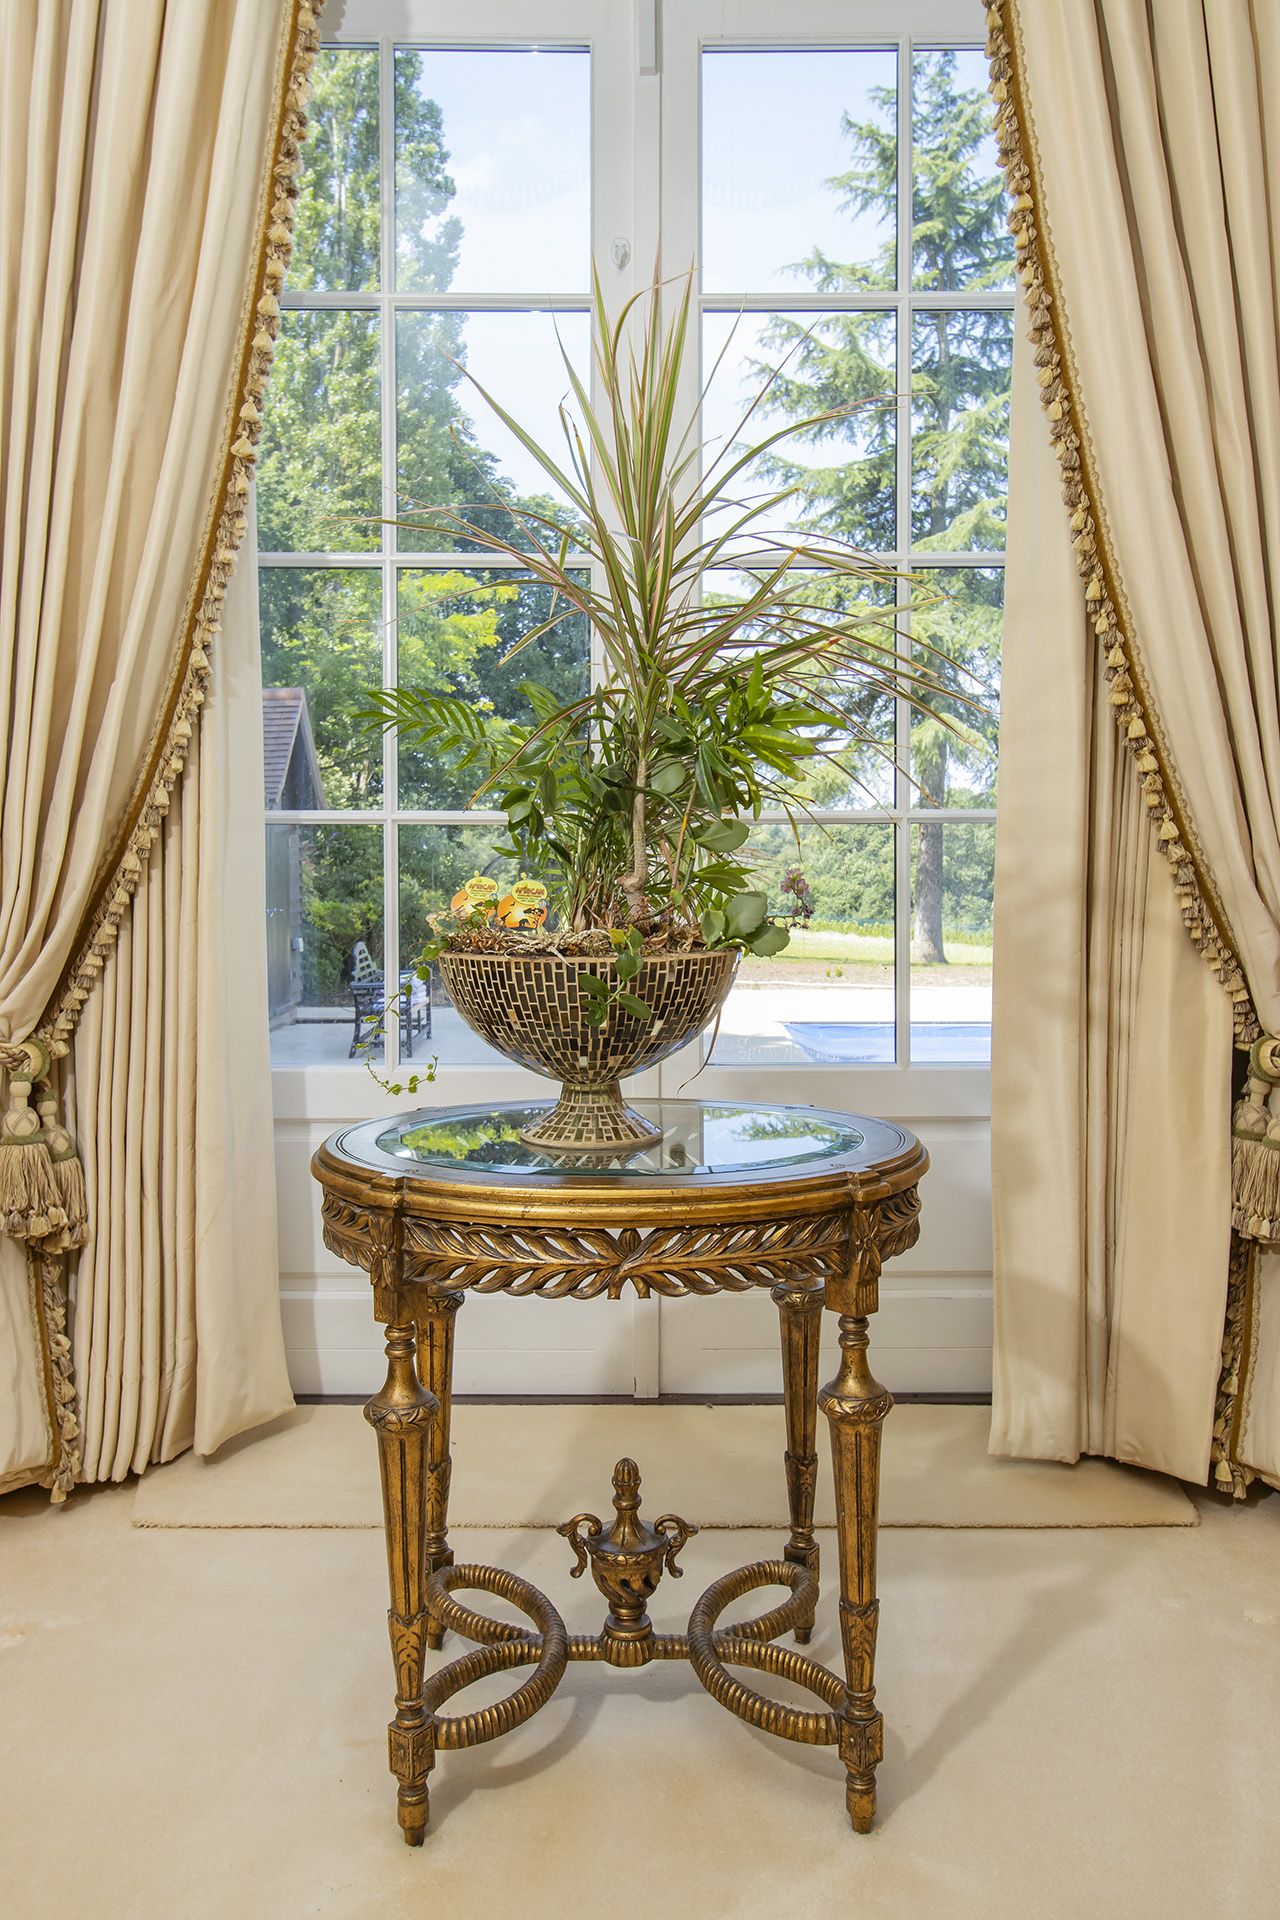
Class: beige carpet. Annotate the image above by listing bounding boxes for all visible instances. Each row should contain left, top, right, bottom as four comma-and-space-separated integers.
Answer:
3, 1478, 1277, 1920
131, 1401, 1195, 1529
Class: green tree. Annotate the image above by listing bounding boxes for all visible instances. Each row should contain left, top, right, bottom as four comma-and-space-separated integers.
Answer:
751, 51, 1011, 961
258, 51, 590, 1004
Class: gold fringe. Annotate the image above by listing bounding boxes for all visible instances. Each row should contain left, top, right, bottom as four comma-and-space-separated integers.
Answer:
31, 1246, 80, 1502
985, 0, 1259, 1494
1210, 1234, 1256, 1501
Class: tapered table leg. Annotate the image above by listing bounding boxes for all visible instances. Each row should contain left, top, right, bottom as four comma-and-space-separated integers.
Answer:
365, 1322, 439, 1845
773, 1281, 823, 1643
417, 1290, 463, 1649
820, 1310, 893, 1833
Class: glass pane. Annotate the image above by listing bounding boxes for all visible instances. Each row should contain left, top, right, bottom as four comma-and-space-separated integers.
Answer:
260, 569, 382, 809
711, 824, 895, 1065
267, 824, 385, 1066
912, 50, 1014, 293
257, 310, 381, 553
911, 308, 1012, 551
910, 820, 993, 1060
702, 50, 896, 294
702, 569, 898, 808
396, 568, 590, 809
395, 309, 589, 550
399, 825, 517, 1067
378, 1101, 882, 1176
910, 568, 1002, 808
395, 50, 590, 294
290, 48, 380, 292
702, 311, 896, 551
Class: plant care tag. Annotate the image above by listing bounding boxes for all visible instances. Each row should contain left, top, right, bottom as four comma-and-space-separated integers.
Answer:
498, 875, 549, 928
450, 873, 500, 919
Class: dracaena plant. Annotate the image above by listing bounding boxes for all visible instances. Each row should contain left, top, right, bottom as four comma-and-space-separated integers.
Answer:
363, 266, 967, 975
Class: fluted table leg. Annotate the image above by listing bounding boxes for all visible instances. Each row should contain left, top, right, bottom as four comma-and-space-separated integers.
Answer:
773, 1281, 823, 1643
365, 1322, 439, 1845
820, 1310, 893, 1832
417, 1291, 463, 1649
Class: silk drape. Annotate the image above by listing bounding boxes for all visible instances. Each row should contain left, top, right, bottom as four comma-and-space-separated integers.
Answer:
0, 0, 318, 1493
993, 335, 1232, 1480
70, 519, 293, 1481
988, 0, 1280, 1489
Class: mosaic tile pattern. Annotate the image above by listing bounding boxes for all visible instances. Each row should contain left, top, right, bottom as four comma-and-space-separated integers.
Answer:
438, 951, 738, 1150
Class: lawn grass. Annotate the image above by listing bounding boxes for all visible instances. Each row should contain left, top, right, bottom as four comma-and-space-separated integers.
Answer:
749, 926, 993, 968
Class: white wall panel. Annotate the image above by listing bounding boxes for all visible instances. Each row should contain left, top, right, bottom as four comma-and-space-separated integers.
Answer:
282, 1287, 638, 1397
656, 1275, 993, 1397
276, 1101, 992, 1397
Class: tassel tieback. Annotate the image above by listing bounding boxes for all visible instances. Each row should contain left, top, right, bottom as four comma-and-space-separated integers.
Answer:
0, 1039, 88, 1248
1231, 1037, 1280, 1242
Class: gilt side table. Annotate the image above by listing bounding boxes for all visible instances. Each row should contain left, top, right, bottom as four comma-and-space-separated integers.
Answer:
312, 1099, 927, 1845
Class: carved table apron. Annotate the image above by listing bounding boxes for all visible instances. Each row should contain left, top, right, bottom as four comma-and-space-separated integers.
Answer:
312, 1099, 927, 1845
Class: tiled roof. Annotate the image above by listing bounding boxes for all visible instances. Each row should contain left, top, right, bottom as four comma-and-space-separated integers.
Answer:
262, 686, 325, 808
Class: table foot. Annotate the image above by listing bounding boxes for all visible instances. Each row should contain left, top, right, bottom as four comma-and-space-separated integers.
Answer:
783, 1541, 820, 1644
846, 1777, 875, 1834
398, 1790, 429, 1845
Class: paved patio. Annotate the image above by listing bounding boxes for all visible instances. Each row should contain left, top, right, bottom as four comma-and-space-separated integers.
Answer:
269, 980, 992, 1070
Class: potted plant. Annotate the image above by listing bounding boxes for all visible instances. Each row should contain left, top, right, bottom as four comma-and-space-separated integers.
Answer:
365, 269, 953, 1153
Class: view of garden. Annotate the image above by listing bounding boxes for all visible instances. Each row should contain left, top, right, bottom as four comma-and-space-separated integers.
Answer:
257, 43, 1011, 1068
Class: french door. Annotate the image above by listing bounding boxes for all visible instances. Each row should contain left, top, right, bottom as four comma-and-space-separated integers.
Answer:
263, 0, 1004, 1397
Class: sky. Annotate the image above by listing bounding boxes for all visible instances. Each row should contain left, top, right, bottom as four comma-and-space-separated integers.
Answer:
391, 45, 1005, 506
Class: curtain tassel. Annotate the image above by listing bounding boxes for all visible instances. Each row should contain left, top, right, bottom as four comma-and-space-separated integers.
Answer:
0, 1041, 66, 1243
1230, 1038, 1280, 1242
36, 1090, 88, 1250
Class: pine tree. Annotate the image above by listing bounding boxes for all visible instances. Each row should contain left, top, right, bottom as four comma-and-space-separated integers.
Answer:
751, 52, 1011, 963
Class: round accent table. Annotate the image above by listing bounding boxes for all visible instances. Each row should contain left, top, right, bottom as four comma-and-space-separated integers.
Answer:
312, 1099, 928, 1845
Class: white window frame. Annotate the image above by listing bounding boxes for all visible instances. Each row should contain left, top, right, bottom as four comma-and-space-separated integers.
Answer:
265, 0, 638, 1117
656, 0, 1005, 1120
267, 0, 1001, 1122
266, 0, 1003, 1399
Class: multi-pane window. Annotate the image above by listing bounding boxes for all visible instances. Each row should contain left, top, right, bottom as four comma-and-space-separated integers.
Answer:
258, 43, 594, 1067
258, 18, 1011, 1075
693, 42, 1011, 1065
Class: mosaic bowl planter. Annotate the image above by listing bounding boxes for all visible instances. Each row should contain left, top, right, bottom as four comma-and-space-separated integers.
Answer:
437, 949, 739, 1152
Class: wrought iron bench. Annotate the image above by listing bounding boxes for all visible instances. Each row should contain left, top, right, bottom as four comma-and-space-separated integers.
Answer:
350, 941, 432, 1059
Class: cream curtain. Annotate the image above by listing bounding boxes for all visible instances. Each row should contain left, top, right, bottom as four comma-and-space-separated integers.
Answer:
987, 0, 1280, 1489
70, 517, 293, 1482
0, 0, 319, 1494
992, 335, 1233, 1481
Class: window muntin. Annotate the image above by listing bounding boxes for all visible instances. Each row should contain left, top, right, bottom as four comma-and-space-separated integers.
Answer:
259, 23, 1010, 1074
694, 40, 1011, 1066
260, 39, 592, 1068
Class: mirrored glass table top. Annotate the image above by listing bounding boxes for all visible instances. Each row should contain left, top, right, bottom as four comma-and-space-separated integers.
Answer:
330, 1100, 910, 1187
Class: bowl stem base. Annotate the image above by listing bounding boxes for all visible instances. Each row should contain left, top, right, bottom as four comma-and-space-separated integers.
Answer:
518, 1081, 662, 1154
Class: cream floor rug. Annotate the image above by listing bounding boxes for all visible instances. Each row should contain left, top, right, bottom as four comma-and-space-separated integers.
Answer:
132, 1401, 1194, 1529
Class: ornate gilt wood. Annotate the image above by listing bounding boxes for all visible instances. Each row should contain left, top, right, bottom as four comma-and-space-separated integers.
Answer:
819, 1314, 894, 1833
773, 1281, 823, 1644
364, 1323, 438, 1846
397, 1208, 853, 1299
314, 1101, 926, 1844
558, 1457, 697, 1666
415, 1291, 462, 1650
